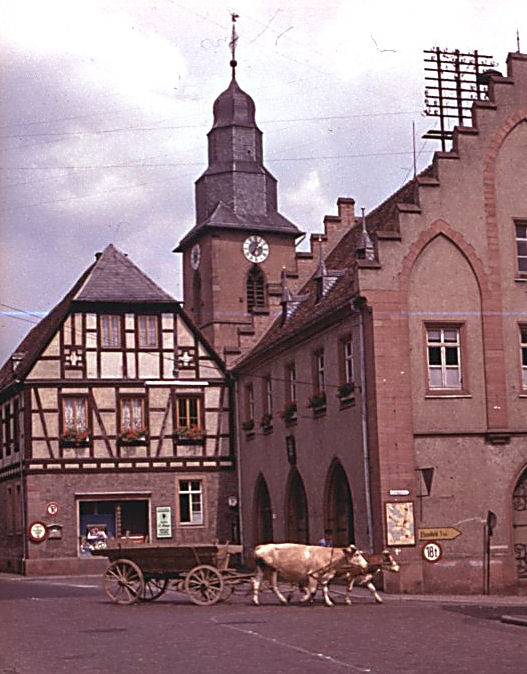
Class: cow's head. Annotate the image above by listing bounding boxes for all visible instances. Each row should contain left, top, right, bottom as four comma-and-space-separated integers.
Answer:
343, 545, 368, 570
381, 549, 400, 573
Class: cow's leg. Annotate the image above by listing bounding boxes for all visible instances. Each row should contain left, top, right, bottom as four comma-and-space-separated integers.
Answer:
251, 566, 264, 606
286, 583, 297, 603
299, 578, 317, 603
269, 570, 288, 605
320, 578, 335, 607
345, 576, 356, 606
366, 580, 383, 603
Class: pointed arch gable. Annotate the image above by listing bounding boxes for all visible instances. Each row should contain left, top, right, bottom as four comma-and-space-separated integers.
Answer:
399, 219, 489, 301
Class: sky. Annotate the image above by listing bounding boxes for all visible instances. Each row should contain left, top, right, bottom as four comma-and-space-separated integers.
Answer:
1, 0, 525, 365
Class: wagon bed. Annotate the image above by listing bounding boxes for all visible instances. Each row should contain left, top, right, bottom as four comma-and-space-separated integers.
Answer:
92, 543, 249, 606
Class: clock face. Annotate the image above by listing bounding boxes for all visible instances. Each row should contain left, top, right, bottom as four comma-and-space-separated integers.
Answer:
190, 243, 201, 270
243, 235, 269, 264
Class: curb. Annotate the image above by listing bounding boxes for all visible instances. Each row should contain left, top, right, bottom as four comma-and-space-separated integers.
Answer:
501, 614, 527, 627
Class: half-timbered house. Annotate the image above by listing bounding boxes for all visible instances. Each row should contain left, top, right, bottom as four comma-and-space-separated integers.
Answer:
0, 244, 236, 574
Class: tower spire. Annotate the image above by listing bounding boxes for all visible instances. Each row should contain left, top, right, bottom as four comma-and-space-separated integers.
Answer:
229, 12, 239, 80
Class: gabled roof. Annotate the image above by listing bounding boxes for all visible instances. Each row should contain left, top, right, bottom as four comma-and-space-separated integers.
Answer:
0, 244, 179, 396
74, 244, 174, 303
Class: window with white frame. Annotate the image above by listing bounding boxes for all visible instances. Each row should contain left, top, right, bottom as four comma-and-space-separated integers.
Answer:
314, 350, 325, 391
427, 327, 462, 390
179, 480, 203, 525
245, 384, 255, 422
520, 326, 527, 389
343, 338, 353, 383
515, 221, 527, 274
137, 315, 158, 348
285, 362, 296, 403
264, 375, 273, 416
100, 315, 121, 348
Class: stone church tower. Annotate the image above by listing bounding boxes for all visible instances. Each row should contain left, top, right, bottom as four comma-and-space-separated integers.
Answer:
175, 65, 303, 364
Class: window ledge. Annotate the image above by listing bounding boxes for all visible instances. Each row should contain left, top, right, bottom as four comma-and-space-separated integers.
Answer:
425, 393, 472, 399
514, 277, 527, 283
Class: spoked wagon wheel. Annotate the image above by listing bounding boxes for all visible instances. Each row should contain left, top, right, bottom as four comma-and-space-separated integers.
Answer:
141, 577, 169, 602
103, 559, 145, 605
184, 564, 224, 606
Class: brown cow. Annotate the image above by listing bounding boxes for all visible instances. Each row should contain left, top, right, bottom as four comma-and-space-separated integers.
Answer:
344, 549, 400, 604
287, 549, 400, 605
251, 543, 368, 607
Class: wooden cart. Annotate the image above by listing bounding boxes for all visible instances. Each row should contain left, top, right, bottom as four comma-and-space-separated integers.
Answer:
92, 543, 250, 606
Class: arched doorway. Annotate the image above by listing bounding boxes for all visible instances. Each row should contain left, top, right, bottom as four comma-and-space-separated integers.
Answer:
513, 467, 527, 580
253, 475, 273, 544
324, 460, 354, 546
285, 469, 309, 543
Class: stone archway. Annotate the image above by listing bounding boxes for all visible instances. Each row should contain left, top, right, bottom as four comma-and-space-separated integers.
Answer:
253, 475, 273, 545
285, 469, 309, 543
513, 467, 527, 580
324, 460, 354, 546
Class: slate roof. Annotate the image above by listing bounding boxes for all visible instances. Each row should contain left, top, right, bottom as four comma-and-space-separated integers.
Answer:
0, 244, 178, 396
75, 244, 174, 303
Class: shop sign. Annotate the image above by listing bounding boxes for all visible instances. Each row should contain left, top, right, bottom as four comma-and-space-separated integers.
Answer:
28, 521, 48, 543
156, 506, 172, 538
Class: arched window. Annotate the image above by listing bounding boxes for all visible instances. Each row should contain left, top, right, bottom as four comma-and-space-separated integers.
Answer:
193, 271, 202, 325
247, 266, 266, 311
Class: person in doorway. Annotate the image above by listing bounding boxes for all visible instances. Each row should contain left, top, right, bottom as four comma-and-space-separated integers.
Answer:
317, 528, 334, 547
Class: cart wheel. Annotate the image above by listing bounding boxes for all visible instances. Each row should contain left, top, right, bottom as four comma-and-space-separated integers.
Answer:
184, 564, 224, 606
141, 577, 169, 602
103, 559, 145, 605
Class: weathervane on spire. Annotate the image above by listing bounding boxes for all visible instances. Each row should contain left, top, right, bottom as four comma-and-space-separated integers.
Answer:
229, 12, 239, 79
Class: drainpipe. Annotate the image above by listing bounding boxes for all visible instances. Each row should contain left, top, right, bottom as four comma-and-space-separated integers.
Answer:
353, 296, 374, 553
232, 375, 245, 562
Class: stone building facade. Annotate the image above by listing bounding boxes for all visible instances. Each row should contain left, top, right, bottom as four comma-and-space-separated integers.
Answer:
231, 51, 527, 594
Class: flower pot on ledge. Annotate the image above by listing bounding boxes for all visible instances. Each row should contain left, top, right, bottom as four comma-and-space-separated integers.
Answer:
174, 425, 205, 445
59, 430, 90, 448
307, 391, 327, 415
260, 413, 273, 433
280, 402, 297, 425
118, 428, 148, 446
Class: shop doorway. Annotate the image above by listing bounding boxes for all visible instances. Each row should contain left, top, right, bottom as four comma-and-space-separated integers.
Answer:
253, 475, 273, 544
324, 460, 355, 546
513, 467, 527, 580
285, 469, 309, 543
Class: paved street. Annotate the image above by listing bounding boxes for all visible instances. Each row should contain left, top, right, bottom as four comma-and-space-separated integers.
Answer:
1, 575, 526, 674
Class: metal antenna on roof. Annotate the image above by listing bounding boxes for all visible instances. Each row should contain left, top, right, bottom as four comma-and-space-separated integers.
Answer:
229, 12, 239, 80
517, 29, 521, 53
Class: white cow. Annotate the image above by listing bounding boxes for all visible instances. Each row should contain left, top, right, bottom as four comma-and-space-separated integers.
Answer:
251, 543, 368, 607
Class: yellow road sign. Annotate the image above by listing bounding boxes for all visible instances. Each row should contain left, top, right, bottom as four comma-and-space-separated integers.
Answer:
418, 527, 461, 541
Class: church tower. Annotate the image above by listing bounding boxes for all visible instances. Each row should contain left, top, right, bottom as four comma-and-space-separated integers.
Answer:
175, 16, 303, 363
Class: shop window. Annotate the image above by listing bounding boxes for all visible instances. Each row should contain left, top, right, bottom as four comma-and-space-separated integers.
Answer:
78, 499, 149, 555
100, 314, 122, 348
426, 326, 462, 390
179, 480, 203, 525
137, 315, 158, 348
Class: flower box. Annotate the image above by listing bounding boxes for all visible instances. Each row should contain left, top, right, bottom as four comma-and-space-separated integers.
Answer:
174, 425, 205, 444
118, 428, 148, 445
337, 382, 355, 398
307, 391, 327, 409
260, 413, 273, 432
59, 429, 90, 447
280, 401, 297, 424
242, 419, 255, 432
